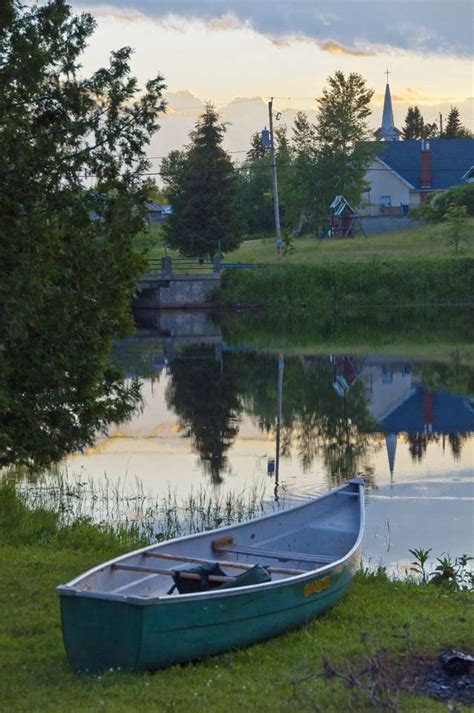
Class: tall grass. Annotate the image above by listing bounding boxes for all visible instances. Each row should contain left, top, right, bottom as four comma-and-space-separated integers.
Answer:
1, 470, 268, 548
219, 258, 474, 310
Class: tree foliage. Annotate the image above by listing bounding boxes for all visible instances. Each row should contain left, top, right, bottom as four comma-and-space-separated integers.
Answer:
0, 0, 166, 467
441, 106, 472, 138
239, 72, 375, 237
410, 183, 474, 223
162, 104, 243, 257
315, 71, 375, 218
443, 204, 471, 253
402, 106, 438, 140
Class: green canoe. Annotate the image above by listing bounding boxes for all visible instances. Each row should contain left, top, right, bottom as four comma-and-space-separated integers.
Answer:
57, 478, 364, 672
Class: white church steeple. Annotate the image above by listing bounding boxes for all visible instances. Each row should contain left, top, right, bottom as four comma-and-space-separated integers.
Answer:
376, 70, 401, 141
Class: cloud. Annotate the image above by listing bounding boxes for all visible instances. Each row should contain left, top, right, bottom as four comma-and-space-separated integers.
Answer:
319, 40, 374, 57
78, 1, 474, 57
270, 36, 373, 55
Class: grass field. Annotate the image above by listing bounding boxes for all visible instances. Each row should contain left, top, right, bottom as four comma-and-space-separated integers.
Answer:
232, 222, 474, 264
142, 221, 474, 267
1, 481, 473, 712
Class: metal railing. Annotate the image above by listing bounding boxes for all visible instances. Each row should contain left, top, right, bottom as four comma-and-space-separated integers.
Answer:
146, 256, 266, 276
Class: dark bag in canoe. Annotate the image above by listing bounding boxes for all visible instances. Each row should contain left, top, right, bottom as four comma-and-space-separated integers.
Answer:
219, 565, 271, 589
168, 563, 271, 594
168, 562, 227, 594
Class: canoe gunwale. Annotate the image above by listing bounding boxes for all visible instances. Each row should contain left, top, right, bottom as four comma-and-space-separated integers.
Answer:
57, 479, 365, 606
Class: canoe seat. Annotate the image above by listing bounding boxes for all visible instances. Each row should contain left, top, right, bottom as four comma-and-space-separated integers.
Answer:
212, 541, 335, 565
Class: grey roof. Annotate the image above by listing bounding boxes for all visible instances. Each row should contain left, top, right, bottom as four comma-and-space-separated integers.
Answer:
374, 138, 474, 189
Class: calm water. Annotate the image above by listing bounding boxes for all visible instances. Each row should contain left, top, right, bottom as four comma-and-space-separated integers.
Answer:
61, 310, 474, 571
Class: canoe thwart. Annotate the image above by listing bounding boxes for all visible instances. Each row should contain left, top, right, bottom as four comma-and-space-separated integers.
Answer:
144, 551, 304, 576
113, 562, 233, 584
213, 542, 335, 565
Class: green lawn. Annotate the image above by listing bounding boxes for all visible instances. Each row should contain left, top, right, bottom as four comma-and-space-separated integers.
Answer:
1, 480, 472, 712
142, 221, 474, 268
0, 543, 472, 712
232, 222, 474, 264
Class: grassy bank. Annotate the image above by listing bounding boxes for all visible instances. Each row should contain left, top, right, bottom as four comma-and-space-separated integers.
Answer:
141, 222, 474, 308
219, 258, 474, 310
1, 480, 473, 712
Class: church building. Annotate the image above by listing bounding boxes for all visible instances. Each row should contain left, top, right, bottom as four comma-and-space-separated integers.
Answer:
358, 77, 474, 231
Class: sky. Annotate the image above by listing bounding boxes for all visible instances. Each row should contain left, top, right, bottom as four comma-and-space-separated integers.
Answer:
71, 0, 474, 161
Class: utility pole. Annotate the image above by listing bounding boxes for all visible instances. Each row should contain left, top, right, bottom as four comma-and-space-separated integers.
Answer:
268, 98, 283, 260
439, 113, 443, 136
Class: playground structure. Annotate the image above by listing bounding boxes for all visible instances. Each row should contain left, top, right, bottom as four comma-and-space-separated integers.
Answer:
329, 195, 367, 238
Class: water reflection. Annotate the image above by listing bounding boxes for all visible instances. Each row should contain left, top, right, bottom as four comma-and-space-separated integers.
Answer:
165, 347, 241, 483
112, 310, 473, 492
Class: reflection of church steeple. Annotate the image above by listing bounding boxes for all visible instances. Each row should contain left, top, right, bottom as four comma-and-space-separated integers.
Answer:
375, 70, 401, 141
385, 433, 397, 476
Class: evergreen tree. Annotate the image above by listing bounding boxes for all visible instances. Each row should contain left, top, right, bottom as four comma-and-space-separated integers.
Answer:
402, 106, 438, 140
0, 0, 165, 467
444, 106, 463, 137
162, 104, 243, 257
402, 106, 425, 139
422, 121, 439, 139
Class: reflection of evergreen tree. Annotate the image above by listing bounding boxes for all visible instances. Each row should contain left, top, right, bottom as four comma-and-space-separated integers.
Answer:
165, 348, 243, 483
405, 432, 469, 463
448, 433, 466, 460
405, 433, 440, 462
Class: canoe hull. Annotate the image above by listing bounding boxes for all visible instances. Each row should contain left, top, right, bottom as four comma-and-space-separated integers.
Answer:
60, 549, 359, 673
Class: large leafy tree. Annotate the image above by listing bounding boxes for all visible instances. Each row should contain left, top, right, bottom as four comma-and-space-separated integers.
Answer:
288, 111, 320, 232
0, 0, 166, 467
315, 71, 374, 223
162, 104, 243, 257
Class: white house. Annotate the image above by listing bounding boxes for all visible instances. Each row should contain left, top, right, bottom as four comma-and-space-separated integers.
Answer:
359, 81, 474, 228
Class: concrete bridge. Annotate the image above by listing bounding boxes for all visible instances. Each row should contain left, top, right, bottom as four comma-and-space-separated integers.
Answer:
134, 256, 221, 309
134, 256, 263, 310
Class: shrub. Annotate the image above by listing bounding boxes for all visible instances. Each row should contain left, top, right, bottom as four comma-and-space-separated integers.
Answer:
411, 183, 474, 223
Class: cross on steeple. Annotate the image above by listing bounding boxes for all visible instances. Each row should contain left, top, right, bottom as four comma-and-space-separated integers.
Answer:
385, 68, 391, 84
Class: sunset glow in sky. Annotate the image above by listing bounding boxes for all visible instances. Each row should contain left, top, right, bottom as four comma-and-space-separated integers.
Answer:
72, 0, 474, 156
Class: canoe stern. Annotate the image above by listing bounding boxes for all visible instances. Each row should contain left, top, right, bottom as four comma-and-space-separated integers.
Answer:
59, 593, 143, 673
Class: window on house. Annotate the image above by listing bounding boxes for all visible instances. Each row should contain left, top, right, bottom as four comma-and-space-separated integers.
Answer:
379, 195, 392, 206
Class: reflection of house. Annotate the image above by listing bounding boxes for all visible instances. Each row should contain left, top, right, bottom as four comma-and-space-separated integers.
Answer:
361, 358, 413, 421
361, 358, 474, 475
331, 355, 360, 396
380, 386, 474, 436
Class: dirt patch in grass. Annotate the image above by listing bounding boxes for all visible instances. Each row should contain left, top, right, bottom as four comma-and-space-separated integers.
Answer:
406, 653, 474, 707
297, 646, 474, 711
